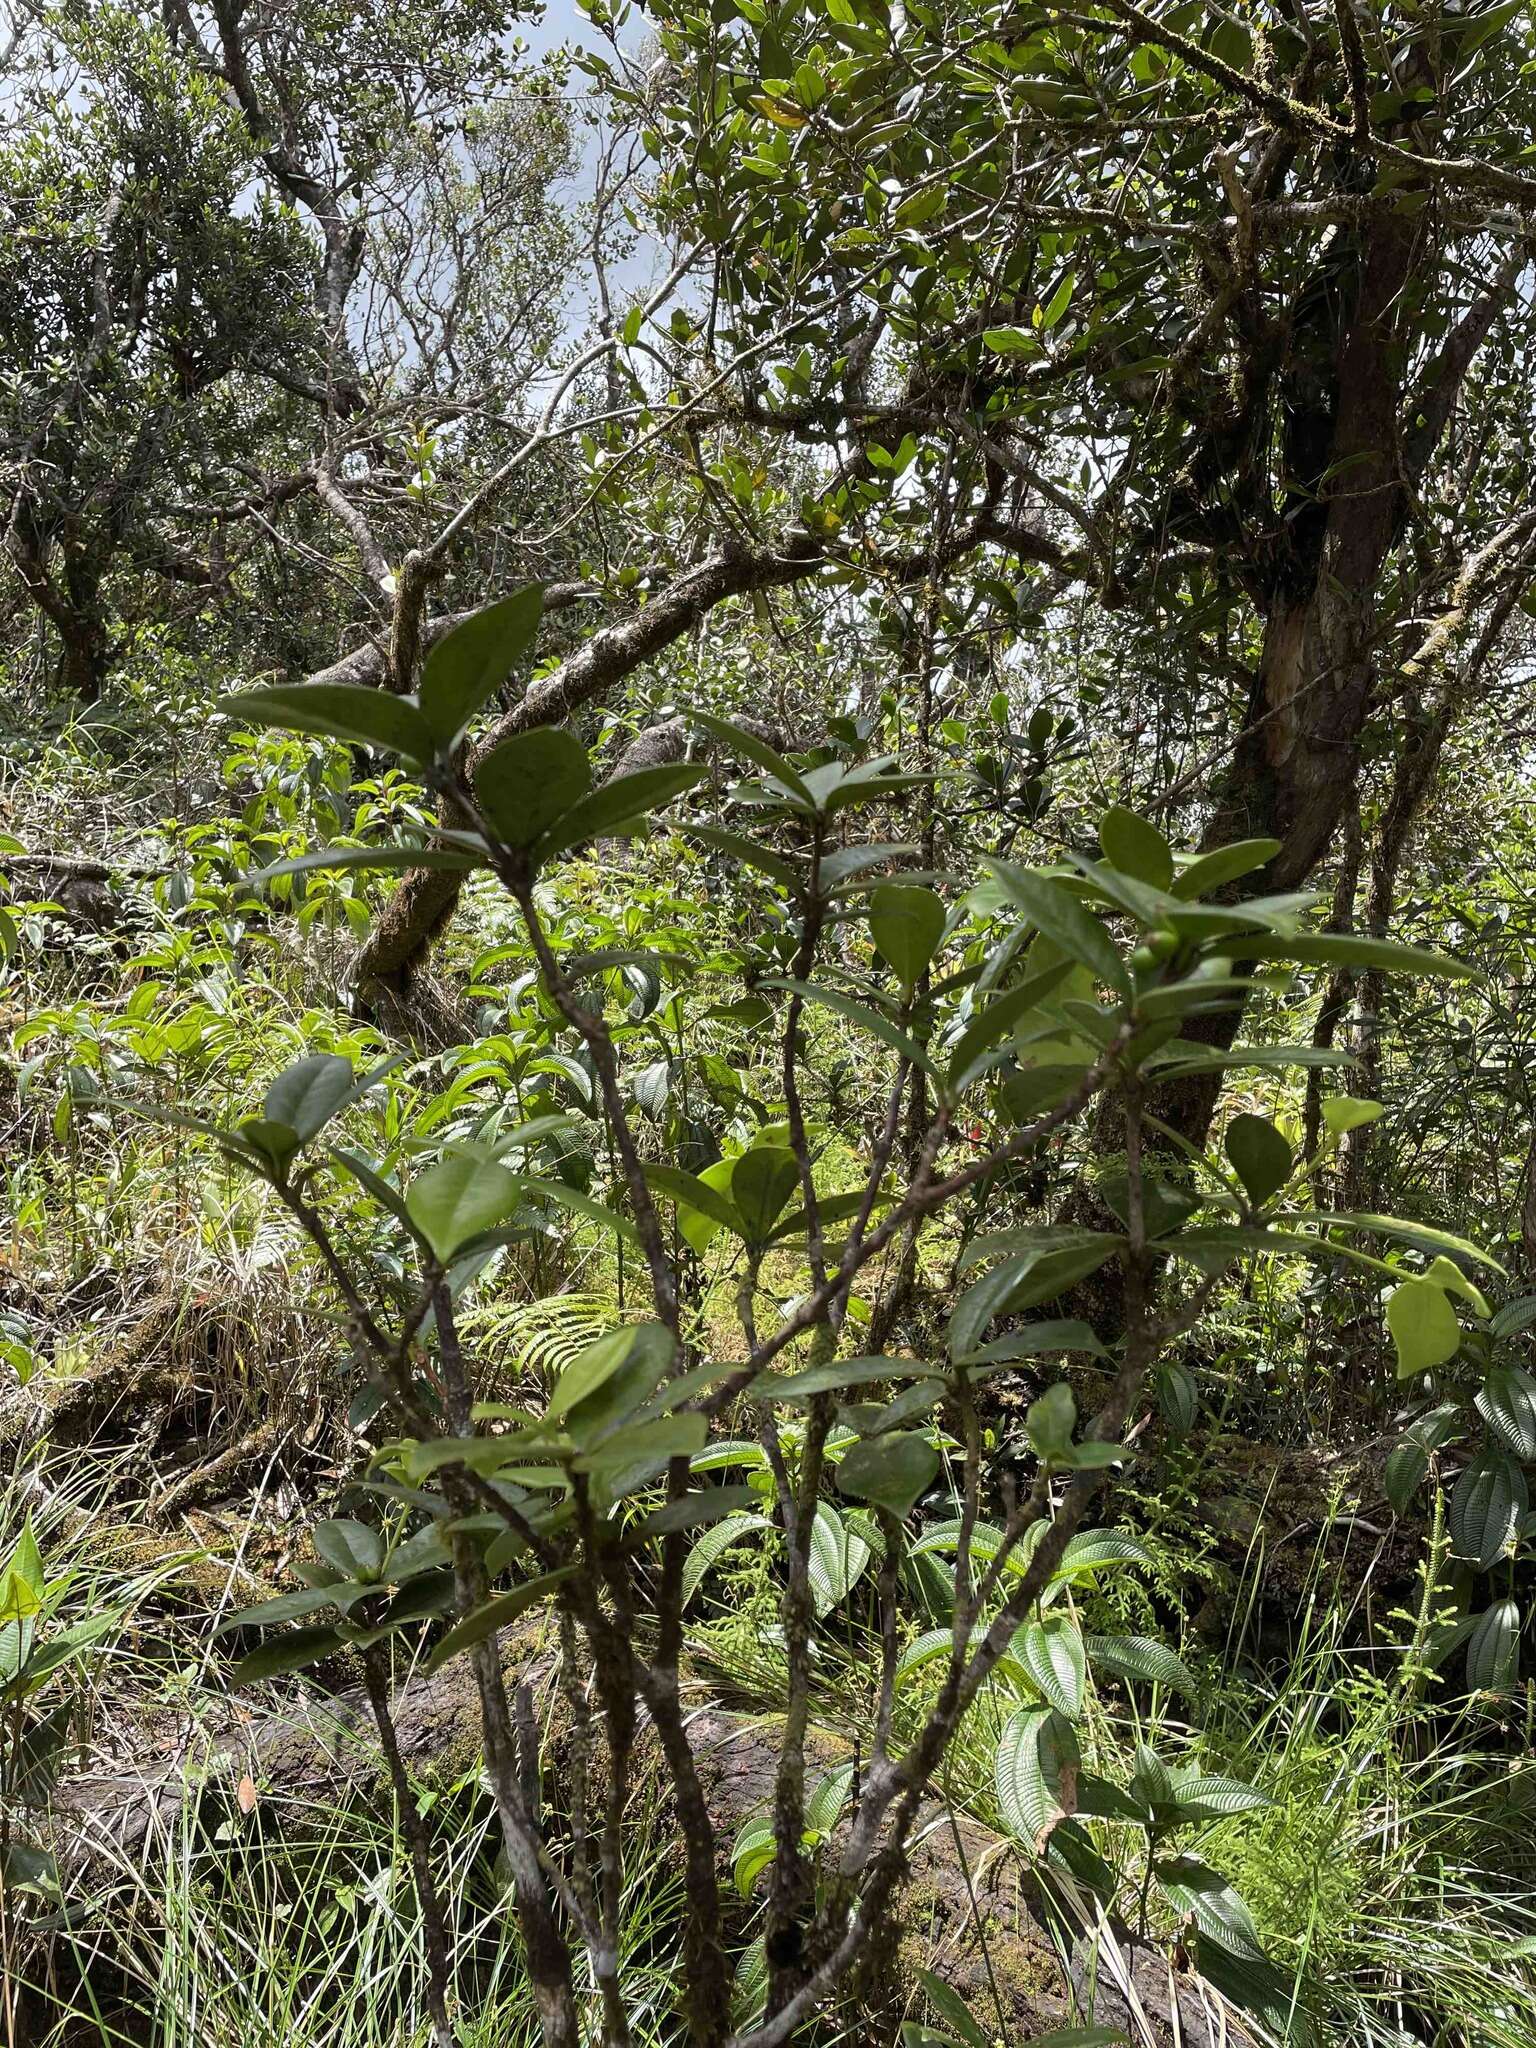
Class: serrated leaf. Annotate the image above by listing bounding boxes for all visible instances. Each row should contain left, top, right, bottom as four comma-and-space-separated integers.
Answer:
681, 1513, 770, 1607
1450, 1448, 1525, 1569
1385, 1438, 1429, 1515
1476, 1363, 1536, 1460
1014, 1615, 1087, 1718
1154, 1855, 1265, 1959
808, 1503, 870, 1616
1085, 1634, 1199, 1698
995, 1705, 1079, 1849
1466, 1598, 1520, 1693
418, 586, 545, 744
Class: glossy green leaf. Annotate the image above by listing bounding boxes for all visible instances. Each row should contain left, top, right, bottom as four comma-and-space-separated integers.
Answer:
691, 710, 812, 805
232, 1625, 344, 1685
980, 858, 1129, 995
262, 1054, 356, 1145
1320, 1096, 1383, 1137
1169, 838, 1281, 900
539, 762, 708, 858
730, 1145, 801, 1243
426, 1567, 578, 1671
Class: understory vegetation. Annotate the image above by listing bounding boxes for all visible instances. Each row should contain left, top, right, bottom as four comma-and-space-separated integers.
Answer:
4, 3, 1536, 2047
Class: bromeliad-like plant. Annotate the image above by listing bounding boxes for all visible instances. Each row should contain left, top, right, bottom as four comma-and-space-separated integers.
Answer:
154, 588, 1491, 2048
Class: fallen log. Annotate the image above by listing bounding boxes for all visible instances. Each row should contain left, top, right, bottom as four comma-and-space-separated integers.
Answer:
36, 1639, 1257, 2047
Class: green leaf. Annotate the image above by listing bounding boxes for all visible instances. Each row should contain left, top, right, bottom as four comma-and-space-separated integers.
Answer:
1321, 1096, 1383, 1138
950, 1238, 1120, 1359
835, 1430, 939, 1519
221, 685, 434, 760
980, 858, 1129, 995
216, 1584, 347, 1634
1243, 933, 1478, 982
730, 1146, 801, 1244
753, 1354, 932, 1401
1085, 1635, 1199, 1699
1014, 1615, 1087, 1717
1020, 2030, 1128, 2048
263, 1054, 356, 1145
995, 1705, 1078, 1849
944, 960, 1074, 1090
1026, 1381, 1077, 1458
1476, 1363, 1536, 1461
956, 1317, 1106, 1368
681, 822, 801, 889
250, 844, 484, 881
644, 1162, 743, 1239
915, 1972, 991, 2048
418, 586, 545, 745
1154, 1856, 1266, 1959
681, 1513, 771, 1607
870, 883, 945, 991
427, 1567, 578, 1671
1386, 1278, 1462, 1380
1450, 1448, 1526, 1569
1466, 1598, 1520, 1693
407, 1154, 523, 1260
1099, 807, 1172, 889
808, 1503, 870, 1616
1169, 838, 1280, 900
232, 1625, 344, 1685
540, 762, 707, 858
474, 728, 591, 850
1171, 1772, 1269, 1819
550, 1322, 675, 1435
314, 1519, 383, 1581
1385, 1438, 1429, 1515
691, 711, 812, 806
1322, 1213, 1502, 1273
1224, 1114, 1292, 1208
